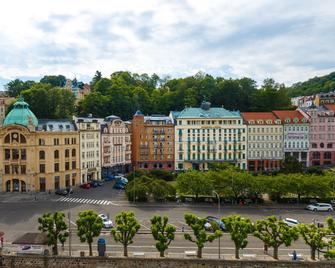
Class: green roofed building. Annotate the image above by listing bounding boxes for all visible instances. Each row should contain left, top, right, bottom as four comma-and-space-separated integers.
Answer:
173, 101, 247, 171
3, 97, 38, 128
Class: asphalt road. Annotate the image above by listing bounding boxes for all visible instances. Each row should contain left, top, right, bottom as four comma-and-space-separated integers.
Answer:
0, 181, 334, 259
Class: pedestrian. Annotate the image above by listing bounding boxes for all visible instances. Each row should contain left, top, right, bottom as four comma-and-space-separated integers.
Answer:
263, 243, 268, 254
292, 250, 297, 260
0, 236, 3, 248
181, 226, 184, 232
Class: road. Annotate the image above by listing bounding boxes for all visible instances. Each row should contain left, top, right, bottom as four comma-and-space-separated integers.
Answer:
0, 181, 334, 259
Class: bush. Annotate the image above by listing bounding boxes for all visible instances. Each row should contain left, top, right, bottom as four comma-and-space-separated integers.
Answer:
324, 250, 335, 259
148, 170, 176, 181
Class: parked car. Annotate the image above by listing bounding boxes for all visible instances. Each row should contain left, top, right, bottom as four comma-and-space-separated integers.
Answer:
55, 188, 73, 196
92, 180, 104, 186
306, 203, 333, 212
104, 175, 115, 182
80, 183, 91, 189
283, 218, 300, 227
89, 181, 99, 188
205, 216, 226, 231
113, 183, 126, 190
99, 214, 113, 228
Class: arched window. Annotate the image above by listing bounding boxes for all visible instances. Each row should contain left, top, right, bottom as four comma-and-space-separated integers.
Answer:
4, 134, 10, 143
39, 150, 45, 160
54, 150, 59, 159
20, 134, 26, 143
72, 149, 76, 157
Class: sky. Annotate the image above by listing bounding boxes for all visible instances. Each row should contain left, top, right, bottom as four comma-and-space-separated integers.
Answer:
0, 0, 334, 89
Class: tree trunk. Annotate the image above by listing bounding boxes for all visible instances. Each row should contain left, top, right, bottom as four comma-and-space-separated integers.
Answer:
197, 247, 202, 258
235, 247, 240, 259
160, 251, 165, 257
89, 242, 92, 256
123, 244, 128, 257
273, 246, 279, 260
311, 248, 316, 260
52, 242, 58, 256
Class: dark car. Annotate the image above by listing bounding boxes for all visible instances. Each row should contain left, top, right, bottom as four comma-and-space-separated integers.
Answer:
113, 182, 126, 190
103, 175, 115, 182
80, 183, 91, 189
89, 181, 99, 188
205, 216, 226, 231
55, 188, 73, 196
92, 180, 104, 186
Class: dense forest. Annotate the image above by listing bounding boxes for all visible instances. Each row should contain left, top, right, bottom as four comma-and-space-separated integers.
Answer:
5, 71, 294, 120
287, 71, 335, 97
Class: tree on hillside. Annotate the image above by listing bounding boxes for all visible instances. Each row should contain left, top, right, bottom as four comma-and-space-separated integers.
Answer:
176, 171, 213, 201
76, 210, 103, 256
38, 212, 68, 255
111, 211, 140, 257
254, 216, 299, 259
40, 75, 66, 87
222, 215, 254, 259
150, 215, 176, 257
6, 79, 35, 97
298, 223, 330, 260
184, 213, 222, 258
91, 70, 102, 88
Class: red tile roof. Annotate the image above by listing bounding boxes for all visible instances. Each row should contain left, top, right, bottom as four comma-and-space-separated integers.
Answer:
272, 110, 306, 123
241, 112, 277, 123
325, 104, 335, 111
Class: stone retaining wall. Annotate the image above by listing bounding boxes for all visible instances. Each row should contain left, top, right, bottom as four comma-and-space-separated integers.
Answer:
1, 256, 335, 268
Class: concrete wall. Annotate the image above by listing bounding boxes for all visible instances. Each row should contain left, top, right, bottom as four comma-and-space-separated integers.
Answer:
1, 256, 335, 268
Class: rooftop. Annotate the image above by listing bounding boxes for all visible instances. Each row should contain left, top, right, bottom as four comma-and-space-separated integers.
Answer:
176, 107, 240, 119
241, 112, 279, 124
272, 110, 307, 123
37, 119, 77, 132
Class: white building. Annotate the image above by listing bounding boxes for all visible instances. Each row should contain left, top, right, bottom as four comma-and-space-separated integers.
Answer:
74, 116, 102, 183
273, 110, 310, 167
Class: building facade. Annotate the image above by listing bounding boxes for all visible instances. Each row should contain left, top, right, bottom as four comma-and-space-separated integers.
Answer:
0, 96, 15, 124
314, 92, 335, 107
101, 115, 132, 176
273, 110, 310, 167
241, 112, 283, 172
132, 111, 174, 170
300, 105, 335, 166
74, 116, 102, 183
0, 99, 80, 192
174, 102, 247, 171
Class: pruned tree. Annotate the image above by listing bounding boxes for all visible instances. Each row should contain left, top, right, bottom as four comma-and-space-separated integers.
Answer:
150, 215, 176, 257
76, 210, 103, 256
184, 213, 222, 258
222, 215, 254, 259
38, 212, 68, 255
299, 223, 330, 260
111, 211, 140, 257
254, 216, 299, 259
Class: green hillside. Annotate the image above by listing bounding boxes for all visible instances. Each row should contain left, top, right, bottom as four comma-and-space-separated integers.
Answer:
288, 71, 335, 97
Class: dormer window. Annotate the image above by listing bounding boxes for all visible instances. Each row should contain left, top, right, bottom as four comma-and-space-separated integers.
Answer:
285, 118, 291, 123
266, 120, 272, 124
275, 119, 281, 124
257, 120, 263, 124
293, 118, 299, 123
249, 120, 255, 125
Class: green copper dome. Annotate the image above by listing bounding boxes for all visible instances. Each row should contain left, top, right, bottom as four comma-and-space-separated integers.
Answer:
3, 97, 38, 127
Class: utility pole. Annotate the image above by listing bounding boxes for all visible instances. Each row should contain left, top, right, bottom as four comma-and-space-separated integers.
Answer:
213, 191, 221, 259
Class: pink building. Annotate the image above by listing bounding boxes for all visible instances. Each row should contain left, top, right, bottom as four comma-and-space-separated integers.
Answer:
101, 115, 132, 176
300, 105, 335, 166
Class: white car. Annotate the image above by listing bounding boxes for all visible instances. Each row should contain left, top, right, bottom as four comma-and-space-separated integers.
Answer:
283, 218, 300, 227
99, 214, 113, 228
306, 203, 333, 212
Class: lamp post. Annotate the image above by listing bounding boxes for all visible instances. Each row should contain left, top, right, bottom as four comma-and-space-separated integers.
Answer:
133, 166, 136, 203
68, 190, 72, 256
212, 190, 221, 259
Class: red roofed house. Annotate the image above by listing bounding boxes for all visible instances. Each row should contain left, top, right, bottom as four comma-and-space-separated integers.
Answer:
241, 112, 283, 172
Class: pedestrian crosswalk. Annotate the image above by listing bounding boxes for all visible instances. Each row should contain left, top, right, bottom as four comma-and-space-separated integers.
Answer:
55, 197, 119, 206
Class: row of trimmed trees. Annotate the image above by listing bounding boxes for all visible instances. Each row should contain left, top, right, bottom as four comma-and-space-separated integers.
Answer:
38, 211, 335, 260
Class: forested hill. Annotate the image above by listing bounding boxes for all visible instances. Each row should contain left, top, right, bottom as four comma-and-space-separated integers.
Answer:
5, 72, 293, 120
287, 71, 335, 97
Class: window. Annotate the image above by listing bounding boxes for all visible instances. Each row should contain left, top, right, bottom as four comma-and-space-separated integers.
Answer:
312, 152, 320, 160
5, 149, 10, 160
54, 163, 59, 172
54, 150, 59, 159
21, 149, 26, 160
5, 165, 10, 174
72, 161, 76, 169
12, 149, 19, 160
320, 143, 324, 148
324, 152, 332, 159
54, 138, 59, 145
72, 149, 76, 157
4, 134, 10, 143
65, 162, 70, 170
65, 149, 69, 158
39, 164, 45, 173
39, 150, 45, 160
327, 143, 333, 148
39, 139, 45, 146
311, 143, 317, 148
21, 165, 26, 174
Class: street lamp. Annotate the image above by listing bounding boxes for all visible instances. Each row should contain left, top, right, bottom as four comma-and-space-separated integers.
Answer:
212, 190, 221, 259
68, 190, 72, 256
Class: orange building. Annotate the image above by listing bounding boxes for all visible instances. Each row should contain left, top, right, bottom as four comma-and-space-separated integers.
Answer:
131, 111, 174, 170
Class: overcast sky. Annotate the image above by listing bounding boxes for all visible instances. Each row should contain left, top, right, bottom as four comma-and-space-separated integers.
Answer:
0, 0, 334, 88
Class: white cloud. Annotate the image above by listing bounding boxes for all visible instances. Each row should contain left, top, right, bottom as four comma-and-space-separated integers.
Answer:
0, 0, 334, 87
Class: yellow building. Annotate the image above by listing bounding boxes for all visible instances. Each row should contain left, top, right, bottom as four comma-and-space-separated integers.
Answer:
173, 102, 247, 171
0, 98, 80, 192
